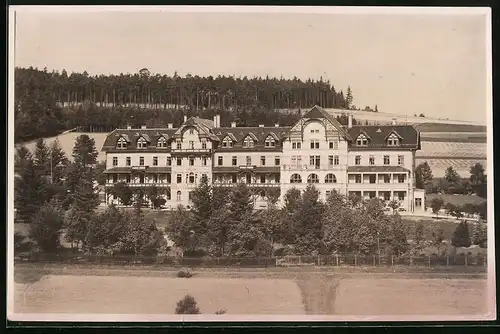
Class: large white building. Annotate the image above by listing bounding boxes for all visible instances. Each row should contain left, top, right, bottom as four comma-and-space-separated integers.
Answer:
101, 106, 425, 213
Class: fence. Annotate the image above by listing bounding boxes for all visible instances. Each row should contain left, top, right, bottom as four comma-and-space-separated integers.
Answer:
15, 252, 487, 268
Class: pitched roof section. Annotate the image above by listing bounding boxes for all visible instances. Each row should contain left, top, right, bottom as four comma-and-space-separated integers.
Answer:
102, 128, 178, 151
213, 126, 291, 149
347, 125, 419, 149
300, 105, 352, 141
174, 117, 219, 141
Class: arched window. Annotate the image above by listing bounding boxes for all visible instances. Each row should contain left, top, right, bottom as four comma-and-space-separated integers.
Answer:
356, 134, 368, 146
176, 191, 182, 201
157, 136, 168, 148
265, 136, 276, 148
387, 133, 400, 146
307, 173, 319, 184
137, 137, 148, 149
117, 137, 127, 149
189, 172, 195, 184
325, 174, 337, 183
290, 174, 302, 183
243, 136, 255, 148
222, 136, 233, 148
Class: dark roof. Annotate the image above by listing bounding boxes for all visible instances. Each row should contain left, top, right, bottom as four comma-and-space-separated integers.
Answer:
146, 167, 172, 173
102, 128, 178, 151
347, 125, 419, 149
213, 126, 291, 149
347, 166, 410, 173
103, 167, 132, 174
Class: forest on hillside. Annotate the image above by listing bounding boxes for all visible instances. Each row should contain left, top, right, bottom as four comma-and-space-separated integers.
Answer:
14, 67, 366, 143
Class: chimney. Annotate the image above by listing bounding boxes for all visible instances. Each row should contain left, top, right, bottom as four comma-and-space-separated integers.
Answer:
141, 125, 147, 129
391, 118, 397, 125
347, 114, 353, 129
259, 124, 265, 128
167, 123, 173, 129
231, 122, 237, 128
213, 115, 217, 127
274, 123, 279, 127
216, 115, 221, 127
183, 115, 187, 123
127, 124, 132, 130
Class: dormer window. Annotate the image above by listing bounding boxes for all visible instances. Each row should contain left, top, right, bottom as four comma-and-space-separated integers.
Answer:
117, 137, 128, 149
243, 136, 255, 148
356, 134, 368, 146
157, 136, 169, 148
264, 136, 276, 148
222, 136, 234, 148
387, 133, 400, 146
137, 137, 148, 149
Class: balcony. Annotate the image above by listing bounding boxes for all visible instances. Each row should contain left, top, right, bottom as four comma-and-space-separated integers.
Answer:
105, 181, 171, 188
214, 182, 280, 188
282, 164, 347, 171
170, 148, 212, 155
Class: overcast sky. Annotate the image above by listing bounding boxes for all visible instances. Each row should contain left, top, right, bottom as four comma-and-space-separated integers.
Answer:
12, 7, 490, 124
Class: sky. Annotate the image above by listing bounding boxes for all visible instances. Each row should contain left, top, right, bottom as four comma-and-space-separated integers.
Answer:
12, 7, 490, 124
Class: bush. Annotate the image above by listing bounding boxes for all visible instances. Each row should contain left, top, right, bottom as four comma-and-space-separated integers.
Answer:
451, 221, 471, 248
177, 268, 193, 278
175, 294, 200, 314
215, 309, 227, 315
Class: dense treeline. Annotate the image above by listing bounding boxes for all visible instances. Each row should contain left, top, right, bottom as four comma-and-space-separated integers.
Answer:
14, 67, 365, 143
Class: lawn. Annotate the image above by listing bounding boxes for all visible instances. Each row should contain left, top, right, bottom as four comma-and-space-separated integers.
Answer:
10, 266, 490, 319
425, 194, 486, 207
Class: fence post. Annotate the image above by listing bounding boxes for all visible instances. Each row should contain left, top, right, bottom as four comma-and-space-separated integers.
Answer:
428, 256, 431, 267
465, 255, 468, 267
317, 255, 320, 266
391, 255, 394, 267
373, 255, 375, 266
336, 254, 339, 266
354, 255, 357, 266
275, 257, 278, 267
446, 256, 449, 267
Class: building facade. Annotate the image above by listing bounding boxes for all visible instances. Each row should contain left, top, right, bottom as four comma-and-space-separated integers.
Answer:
101, 106, 425, 213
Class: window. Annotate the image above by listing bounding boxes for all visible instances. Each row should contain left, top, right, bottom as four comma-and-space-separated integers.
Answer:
167, 157, 171, 166
355, 155, 361, 165
201, 174, 207, 181
112, 174, 117, 183
356, 134, 368, 146
383, 175, 391, 183
153, 175, 158, 183
222, 137, 233, 148
275, 157, 280, 166
292, 141, 301, 149
189, 129, 194, 135
297, 156, 302, 166
126, 175, 131, 183
274, 175, 280, 183
329, 139, 339, 150
415, 198, 422, 207
117, 137, 127, 149
369, 175, 376, 184
261, 156, 266, 166
189, 173, 195, 184
166, 174, 171, 183
243, 136, 254, 148
384, 155, 390, 165
112, 157, 118, 166
157, 136, 168, 148
398, 192, 405, 201
328, 155, 333, 166
310, 156, 320, 168
325, 174, 337, 183
291, 156, 297, 166
176, 141, 182, 150
369, 156, 375, 165
139, 175, 144, 183
398, 155, 404, 166
246, 174, 252, 184
232, 156, 237, 166
232, 174, 237, 183
153, 157, 158, 166
309, 156, 315, 166
387, 133, 400, 146
334, 155, 339, 165
290, 174, 302, 183
189, 141, 194, 149
177, 157, 182, 166
355, 175, 362, 183
398, 174, 406, 183
310, 140, 319, 149
265, 136, 276, 147
177, 174, 182, 183
139, 157, 144, 166
246, 156, 252, 166
260, 175, 266, 183
177, 191, 182, 201
126, 157, 131, 166
201, 140, 207, 149
137, 137, 148, 149
310, 129, 315, 134
189, 157, 194, 166
218, 156, 223, 166
307, 174, 319, 184
202, 157, 207, 166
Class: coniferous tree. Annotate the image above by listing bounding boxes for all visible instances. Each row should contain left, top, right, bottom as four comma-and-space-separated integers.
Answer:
451, 221, 471, 248
415, 162, 433, 189
14, 153, 46, 221
29, 202, 64, 253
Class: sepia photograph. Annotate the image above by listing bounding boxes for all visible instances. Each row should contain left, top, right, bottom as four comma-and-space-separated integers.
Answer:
7, 6, 495, 322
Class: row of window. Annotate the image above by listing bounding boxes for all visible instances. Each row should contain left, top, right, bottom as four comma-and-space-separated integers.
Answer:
214, 174, 281, 184
354, 155, 404, 166
290, 140, 340, 150
350, 174, 406, 184
112, 156, 210, 167
221, 135, 277, 148
117, 136, 210, 150
217, 156, 281, 166
290, 173, 338, 184
355, 133, 400, 147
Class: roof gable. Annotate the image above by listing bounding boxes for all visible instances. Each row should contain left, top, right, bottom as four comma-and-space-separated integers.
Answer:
347, 125, 419, 149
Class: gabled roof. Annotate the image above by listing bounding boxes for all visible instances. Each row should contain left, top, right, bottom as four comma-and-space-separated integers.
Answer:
174, 117, 219, 141
355, 130, 371, 140
384, 129, 403, 140
265, 132, 280, 141
140, 134, 151, 142
102, 128, 178, 150
297, 105, 353, 141
213, 126, 291, 149
243, 132, 259, 142
347, 125, 419, 149
222, 133, 237, 141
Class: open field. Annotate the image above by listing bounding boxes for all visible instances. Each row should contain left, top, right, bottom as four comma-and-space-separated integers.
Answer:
425, 194, 487, 207
11, 265, 489, 317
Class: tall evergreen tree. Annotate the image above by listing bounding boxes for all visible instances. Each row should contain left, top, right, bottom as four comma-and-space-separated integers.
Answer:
415, 161, 433, 189
293, 185, 324, 255
14, 155, 46, 221
451, 221, 471, 248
